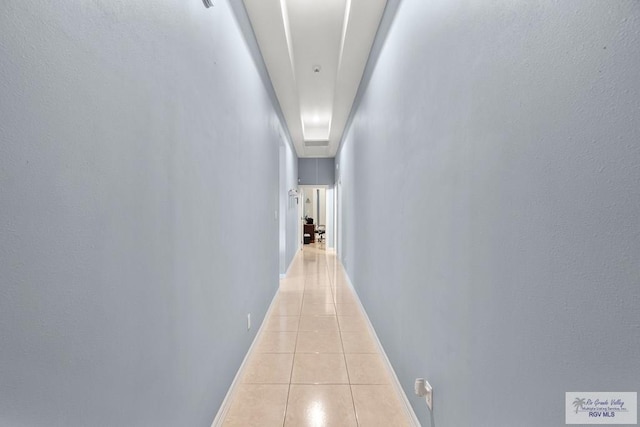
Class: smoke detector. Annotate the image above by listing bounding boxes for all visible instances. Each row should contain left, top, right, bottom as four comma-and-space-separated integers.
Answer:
312, 65, 321, 73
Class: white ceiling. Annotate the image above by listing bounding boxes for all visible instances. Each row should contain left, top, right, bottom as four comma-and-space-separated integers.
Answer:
243, 0, 387, 158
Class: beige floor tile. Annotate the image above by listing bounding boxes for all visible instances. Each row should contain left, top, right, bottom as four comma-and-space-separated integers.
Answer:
242, 353, 294, 384
332, 277, 351, 286
296, 330, 343, 353
301, 303, 336, 316
276, 293, 304, 305
303, 289, 333, 299
222, 384, 288, 426
255, 331, 297, 353
335, 291, 354, 298
304, 275, 329, 282
284, 385, 357, 427
351, 385, 413, 427
332, 291, 358, 304
302, 294, 335, 305
280, 277, 305, 286
223, 249, 415, 427
337, 315, 369, 332
299, 316, 339, 331
301, 269, 323, 275
304, 284, 332, 292
305, 277, 331, 284
332, 277, 350, 287
291, 353, 349, 384
264, 315, 299, 332
345, 354, 391, 384
278, 287, 304, 295
305, 278, 332, 286
272, 301, 302, 316
341, 331, 378, 353
298, 315, 339, 331
335, 303, 360, 316
279, 281, 305, 292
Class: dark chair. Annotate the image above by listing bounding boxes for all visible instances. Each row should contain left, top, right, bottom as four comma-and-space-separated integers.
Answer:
317, 225, 326, 242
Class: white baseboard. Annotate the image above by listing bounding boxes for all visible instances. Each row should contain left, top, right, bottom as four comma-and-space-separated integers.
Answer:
209, 290, 280, 427
211, 252, 420, 427
341, 272, 422, 427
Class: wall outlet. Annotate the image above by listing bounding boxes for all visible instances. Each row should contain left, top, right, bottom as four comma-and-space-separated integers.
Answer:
247, 313, 251, 330
414, 378, 433, 411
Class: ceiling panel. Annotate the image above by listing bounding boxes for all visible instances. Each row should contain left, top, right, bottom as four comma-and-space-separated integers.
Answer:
243, 0, 387, 157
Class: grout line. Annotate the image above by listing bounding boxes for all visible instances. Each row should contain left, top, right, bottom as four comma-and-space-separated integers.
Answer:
323, 250, 360, 427
272, 246, 372, 426
283, 257, 304, 427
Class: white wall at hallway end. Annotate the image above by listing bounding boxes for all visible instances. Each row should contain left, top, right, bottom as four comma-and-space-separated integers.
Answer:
302, 186, 317, 223
301, 186, 328, 231
302, 187, 313, 218
318, 188, 327, 227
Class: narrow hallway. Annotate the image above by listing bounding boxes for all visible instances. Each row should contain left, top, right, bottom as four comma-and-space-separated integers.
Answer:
220, 245, 414, 426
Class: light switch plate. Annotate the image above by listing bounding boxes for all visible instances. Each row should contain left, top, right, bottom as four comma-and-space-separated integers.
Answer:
425, 382, 433, 410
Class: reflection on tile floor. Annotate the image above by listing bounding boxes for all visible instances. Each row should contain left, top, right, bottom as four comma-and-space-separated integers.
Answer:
222, 244, 413, 427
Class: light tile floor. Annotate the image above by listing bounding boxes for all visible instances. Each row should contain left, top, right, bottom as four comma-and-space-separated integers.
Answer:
222, 244, 413, 427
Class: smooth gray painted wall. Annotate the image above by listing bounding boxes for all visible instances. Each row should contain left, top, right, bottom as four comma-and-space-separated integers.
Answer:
337, 1, 640, 426
279, 147, 287, 274
279, 141, 299, 274
298, 157, 335, 185
0, 1, 287, 426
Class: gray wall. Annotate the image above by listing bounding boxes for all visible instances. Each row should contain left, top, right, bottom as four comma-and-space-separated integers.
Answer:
337, 1, 640, 426
279, 140, 299, 275
0, 1, 288, 426
298, 157, 335, 185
